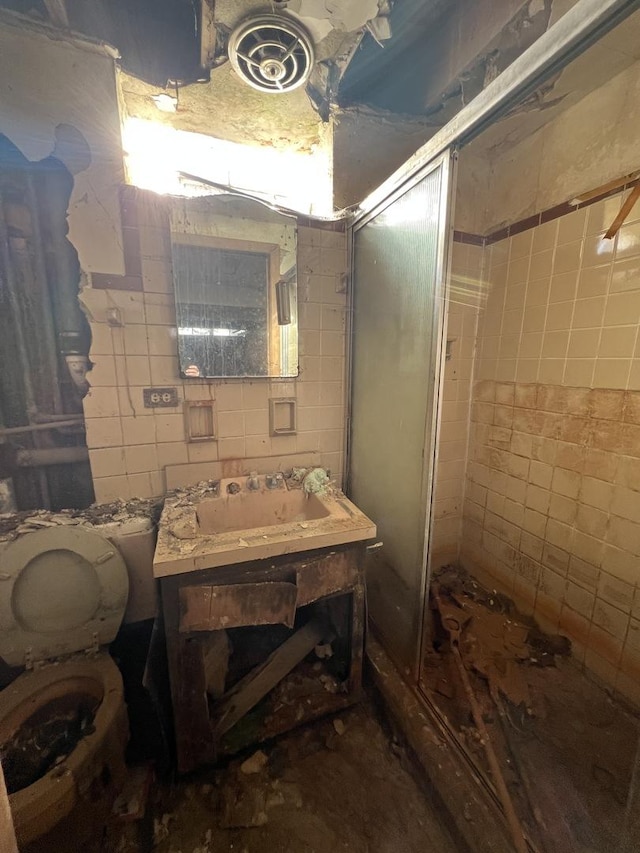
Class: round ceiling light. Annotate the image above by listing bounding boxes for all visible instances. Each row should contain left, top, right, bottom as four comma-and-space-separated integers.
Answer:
228, 14, 315, 94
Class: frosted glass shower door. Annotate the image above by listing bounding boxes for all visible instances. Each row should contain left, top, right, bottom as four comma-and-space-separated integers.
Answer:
348, 154, 452, 673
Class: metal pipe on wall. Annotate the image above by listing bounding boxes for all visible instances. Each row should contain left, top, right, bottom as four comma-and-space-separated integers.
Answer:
0, 196, 38, 419
24, 172, 63, 413
16, 446, 89, 467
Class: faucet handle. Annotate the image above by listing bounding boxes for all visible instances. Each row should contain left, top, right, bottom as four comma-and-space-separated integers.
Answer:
247, 471, 260, 490
265, 472, 284, 489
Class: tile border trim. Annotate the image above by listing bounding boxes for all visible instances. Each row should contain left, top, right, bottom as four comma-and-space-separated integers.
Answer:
453, 175, 640, 247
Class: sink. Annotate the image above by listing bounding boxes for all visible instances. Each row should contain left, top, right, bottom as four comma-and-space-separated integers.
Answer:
153, 476, 376, 577
197, 489, 330, 535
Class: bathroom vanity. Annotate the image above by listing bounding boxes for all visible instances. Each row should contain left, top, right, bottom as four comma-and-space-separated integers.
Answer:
153, 475, 375, 773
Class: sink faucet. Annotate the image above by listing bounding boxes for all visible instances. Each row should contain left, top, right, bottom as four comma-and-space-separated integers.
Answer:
247, 471, 260, 490
265, 472, 284, 489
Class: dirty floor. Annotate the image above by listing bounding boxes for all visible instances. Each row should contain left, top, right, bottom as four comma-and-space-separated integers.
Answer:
109, 702, 458, 853
425, 565, 640, 853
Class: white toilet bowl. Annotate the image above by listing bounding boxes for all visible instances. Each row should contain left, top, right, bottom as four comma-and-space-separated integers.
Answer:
0, 526, 130, 850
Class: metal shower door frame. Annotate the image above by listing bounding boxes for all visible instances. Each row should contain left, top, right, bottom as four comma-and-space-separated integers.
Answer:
345, 149, 457, 681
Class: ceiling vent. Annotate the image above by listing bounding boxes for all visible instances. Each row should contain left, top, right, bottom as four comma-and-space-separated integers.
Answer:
228, 14, 315, 93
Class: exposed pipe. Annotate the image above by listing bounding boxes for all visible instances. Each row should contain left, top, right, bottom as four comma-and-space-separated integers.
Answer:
0, 196, 38, 419
0, 418, 84, 436
24, 171, 64, 413
0, 400, 16, 513
16, 446, 89, 467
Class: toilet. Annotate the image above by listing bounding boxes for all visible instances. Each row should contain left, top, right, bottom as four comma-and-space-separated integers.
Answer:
0, 526, 130, 851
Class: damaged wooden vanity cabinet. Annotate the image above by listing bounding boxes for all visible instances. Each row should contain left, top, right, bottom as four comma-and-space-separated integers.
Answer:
153, 477, 376, 773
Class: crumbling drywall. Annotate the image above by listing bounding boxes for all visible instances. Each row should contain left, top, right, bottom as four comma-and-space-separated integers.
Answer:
0, 12, 125, 275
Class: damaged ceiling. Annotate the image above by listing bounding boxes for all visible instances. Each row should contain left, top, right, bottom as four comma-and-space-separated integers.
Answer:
463, 8, 640, 161
3, 0, 640, 208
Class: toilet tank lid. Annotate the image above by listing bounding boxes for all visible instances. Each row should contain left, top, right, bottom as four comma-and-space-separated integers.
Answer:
0, 527, 129, 667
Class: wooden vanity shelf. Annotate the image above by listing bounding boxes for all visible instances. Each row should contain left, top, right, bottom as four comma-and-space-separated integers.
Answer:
160, 543, 366, 773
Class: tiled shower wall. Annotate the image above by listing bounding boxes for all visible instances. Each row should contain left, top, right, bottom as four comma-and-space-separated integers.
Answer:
81, 190, 348, 502
459, 190, 640, 705
430, 241, 483, 567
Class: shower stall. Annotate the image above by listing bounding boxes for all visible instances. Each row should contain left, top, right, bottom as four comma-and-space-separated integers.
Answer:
346, 1, 640, 849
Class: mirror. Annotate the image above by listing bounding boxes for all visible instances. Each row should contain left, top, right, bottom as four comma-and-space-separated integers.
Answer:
170, 195, 298, 378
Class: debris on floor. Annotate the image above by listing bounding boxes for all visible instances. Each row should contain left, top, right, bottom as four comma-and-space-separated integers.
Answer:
425, 564, 640, 853
105, 703, 458, 853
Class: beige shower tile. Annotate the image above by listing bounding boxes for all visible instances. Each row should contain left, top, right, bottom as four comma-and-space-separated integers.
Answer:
599, 326, 637, 359
557, 208, 586, 245
604, 291, 640, 326
546, 301, 573, 330
541, 330, 569, 359
610, 256, 640, 293
510, 229, 533, 260
553, 241, 582, 274
532, 219, 557, 253
578, 265, 611, 298
549, 271, 579, 303
529, 249, 553, 282
568, 328, 600, 358
522, 305, 547, 332
525, 278, 550, 306
593, 359, 631, 389
587, 195, 625, 235
582, 233, 615, 268
538, 359, 565, 383
616, 220, 640, 260
516, 359, 539, 383
572, 297, 606, 329
563, 359, 595, 387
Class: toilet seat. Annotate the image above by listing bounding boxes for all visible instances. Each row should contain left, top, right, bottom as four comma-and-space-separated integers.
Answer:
0, 527, 129, 667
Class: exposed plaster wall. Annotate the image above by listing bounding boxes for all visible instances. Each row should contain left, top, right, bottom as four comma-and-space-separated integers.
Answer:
332, 107, 434, 208
470, 56, 640, 234
455, 152, 491, 234
0, 17, 125, 275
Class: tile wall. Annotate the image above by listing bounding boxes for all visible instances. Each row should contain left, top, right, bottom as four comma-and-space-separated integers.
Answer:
81, 190, 349, 502
460, 190, 640, 704
430, 241, 482, 568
